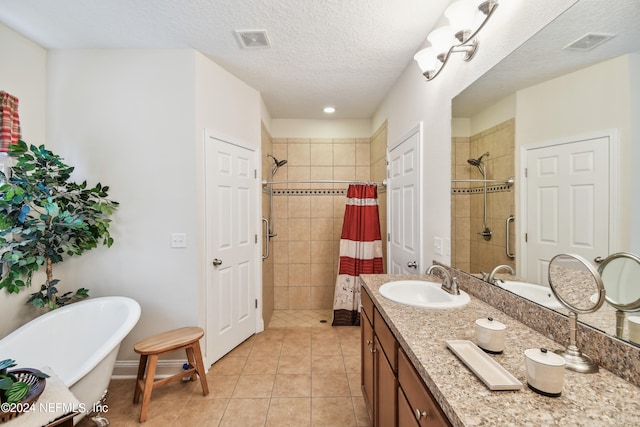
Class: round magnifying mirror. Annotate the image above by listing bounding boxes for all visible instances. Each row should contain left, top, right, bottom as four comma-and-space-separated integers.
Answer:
598, 252, 640, 311
597, 252, 640, 341
548, 253, 604, 373
548, 254, 605, 313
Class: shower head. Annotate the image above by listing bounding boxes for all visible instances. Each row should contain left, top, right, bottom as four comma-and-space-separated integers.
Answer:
267, 154, 288, 176
467, 152, 490, 167
468, 152, 489, 177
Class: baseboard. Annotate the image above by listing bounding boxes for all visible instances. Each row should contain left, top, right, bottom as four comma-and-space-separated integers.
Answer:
112, 359, 191, 379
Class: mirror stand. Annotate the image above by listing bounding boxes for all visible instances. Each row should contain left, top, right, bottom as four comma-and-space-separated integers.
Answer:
615, 310, 625, 339
548, 253, 605, 374
555, 312, 598, 373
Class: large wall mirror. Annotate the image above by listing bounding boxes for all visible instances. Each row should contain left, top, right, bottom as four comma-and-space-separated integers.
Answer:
450, 0, 640, 345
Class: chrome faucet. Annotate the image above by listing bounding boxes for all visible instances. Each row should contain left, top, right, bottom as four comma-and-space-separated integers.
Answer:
487, 264, 515, 285
426, 265, 459, 295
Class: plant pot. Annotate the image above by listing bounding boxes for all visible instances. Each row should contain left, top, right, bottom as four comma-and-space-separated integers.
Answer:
0, 369, 47, 423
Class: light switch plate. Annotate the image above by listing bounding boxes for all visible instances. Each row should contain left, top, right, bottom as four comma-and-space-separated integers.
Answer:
434, 236, 443, 256
171, 233, 187, 248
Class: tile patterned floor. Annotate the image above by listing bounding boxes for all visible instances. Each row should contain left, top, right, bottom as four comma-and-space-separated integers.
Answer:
78, 311, 369, 426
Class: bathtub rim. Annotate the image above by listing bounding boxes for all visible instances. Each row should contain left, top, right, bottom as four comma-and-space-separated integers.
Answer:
0, 296, 141, 387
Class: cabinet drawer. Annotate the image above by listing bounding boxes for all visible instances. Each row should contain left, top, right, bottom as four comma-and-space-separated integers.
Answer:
361, 285, 374, 321
398, 348, 450, 427
374, 308, 398, 371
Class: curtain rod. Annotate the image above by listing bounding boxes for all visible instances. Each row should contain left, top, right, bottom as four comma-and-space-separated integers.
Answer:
451, 177, 514, 185
262, 179, 387, 186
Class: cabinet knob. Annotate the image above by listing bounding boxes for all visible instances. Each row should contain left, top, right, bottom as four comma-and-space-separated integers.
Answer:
370, 348, 377, 353
415, 408, 428, 420
366, 340, 373, 346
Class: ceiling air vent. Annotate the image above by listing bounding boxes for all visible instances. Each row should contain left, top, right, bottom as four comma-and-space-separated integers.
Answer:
235, 30, 270, 49
563, 33, 615, 51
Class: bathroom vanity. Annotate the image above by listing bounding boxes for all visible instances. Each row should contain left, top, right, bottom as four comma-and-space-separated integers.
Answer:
359, 273, 640, 427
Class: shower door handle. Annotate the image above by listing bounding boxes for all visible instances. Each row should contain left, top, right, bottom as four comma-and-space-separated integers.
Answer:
262, 217, 270, 260
407, 261, 417, 268
506, 215, 515, 259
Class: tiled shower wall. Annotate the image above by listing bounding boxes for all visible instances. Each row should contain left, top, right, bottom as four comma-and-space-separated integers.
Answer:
261, 123, 275, 326
266, 123, 388, 311
451, 119, 515, 274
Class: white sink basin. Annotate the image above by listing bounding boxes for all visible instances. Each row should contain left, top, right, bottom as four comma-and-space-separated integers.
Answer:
497, 280, 564, 310
379, 280, 470, 309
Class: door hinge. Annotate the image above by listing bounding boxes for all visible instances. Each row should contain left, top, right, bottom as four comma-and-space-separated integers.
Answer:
254, 169, 257, 179
524, 167, 528, 178
255, 299, 258, 309
387, 233, 391, 242
525, 233, 528, 242
255, 234, 258, 244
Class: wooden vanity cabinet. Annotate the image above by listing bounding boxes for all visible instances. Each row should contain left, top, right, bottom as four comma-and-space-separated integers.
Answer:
361, 287, 398, 426
398, 348, 450, 427
361, 286, 450, 427
374, 308, 398, 426
361, 298, 375, 416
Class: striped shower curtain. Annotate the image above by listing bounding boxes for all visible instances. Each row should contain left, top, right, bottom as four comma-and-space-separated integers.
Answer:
0, 91, 21, 153
332, 184, 384, 326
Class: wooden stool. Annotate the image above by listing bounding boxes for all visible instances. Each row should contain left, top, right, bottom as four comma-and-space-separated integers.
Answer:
133, 326, 209, 422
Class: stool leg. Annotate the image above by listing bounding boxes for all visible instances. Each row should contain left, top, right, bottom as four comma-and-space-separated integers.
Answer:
133, 354, 148, 404
191, 341, 209, 395
139, 354, 158, 422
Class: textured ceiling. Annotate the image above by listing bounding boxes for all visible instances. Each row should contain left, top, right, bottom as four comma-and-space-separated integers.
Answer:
453, 0, 640, 117
0, 0, 451, 119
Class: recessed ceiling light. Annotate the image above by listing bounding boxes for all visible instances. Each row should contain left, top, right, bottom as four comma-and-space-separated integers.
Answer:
323, 106, 336, 113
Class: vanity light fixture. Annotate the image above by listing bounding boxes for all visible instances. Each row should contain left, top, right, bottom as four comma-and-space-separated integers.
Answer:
414, 0, 499, 81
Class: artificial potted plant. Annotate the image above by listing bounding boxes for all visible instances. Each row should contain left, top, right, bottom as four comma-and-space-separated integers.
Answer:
0, 141, 118, 309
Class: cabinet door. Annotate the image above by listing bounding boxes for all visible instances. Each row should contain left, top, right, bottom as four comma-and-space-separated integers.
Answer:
398, 386, 420, 427
398, 348, 450, 427
362, 309, 375, 418
375, 336, 397, 427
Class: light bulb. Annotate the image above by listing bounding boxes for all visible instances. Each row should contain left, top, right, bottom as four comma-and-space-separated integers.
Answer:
413, 48, 438, 74
445, 0, 479, 33
427, 26, 455, 55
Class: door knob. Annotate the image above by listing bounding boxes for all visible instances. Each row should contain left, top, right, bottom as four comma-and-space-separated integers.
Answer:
407, 261, 417, 268
212, 258, 223, 267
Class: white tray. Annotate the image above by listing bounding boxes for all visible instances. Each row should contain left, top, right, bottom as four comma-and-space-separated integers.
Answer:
446, 340, 522, 391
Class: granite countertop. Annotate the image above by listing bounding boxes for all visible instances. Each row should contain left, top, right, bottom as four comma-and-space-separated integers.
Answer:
360, 274, 640, 427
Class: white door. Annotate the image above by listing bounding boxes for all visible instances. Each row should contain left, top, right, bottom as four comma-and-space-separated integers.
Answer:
205, 131, 258, 365
524, 136, 611, 285
388, 126, 421, 274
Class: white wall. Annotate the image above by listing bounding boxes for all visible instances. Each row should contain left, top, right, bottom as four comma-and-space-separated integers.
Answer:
271, 118, 372, 139
0, 23, 48, 337
43, 49, 263, 368
516, 54, 637, 253
374, 0, 578, 268
193, 50, 263, 338
0, 23, 47, 145
631, 52, 640, 254
46, 49, 199, 363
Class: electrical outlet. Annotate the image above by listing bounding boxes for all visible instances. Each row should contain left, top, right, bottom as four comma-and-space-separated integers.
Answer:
171, 233, 187, 248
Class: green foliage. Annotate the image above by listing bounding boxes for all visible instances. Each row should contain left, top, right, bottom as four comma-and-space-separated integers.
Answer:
0, 359, 50, 404
0, 141, 118, 308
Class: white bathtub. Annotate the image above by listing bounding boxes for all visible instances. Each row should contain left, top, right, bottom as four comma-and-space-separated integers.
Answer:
0, 296, 141, 417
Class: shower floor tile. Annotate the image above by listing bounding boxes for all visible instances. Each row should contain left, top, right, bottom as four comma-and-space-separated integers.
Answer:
269, 309, 333, 327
